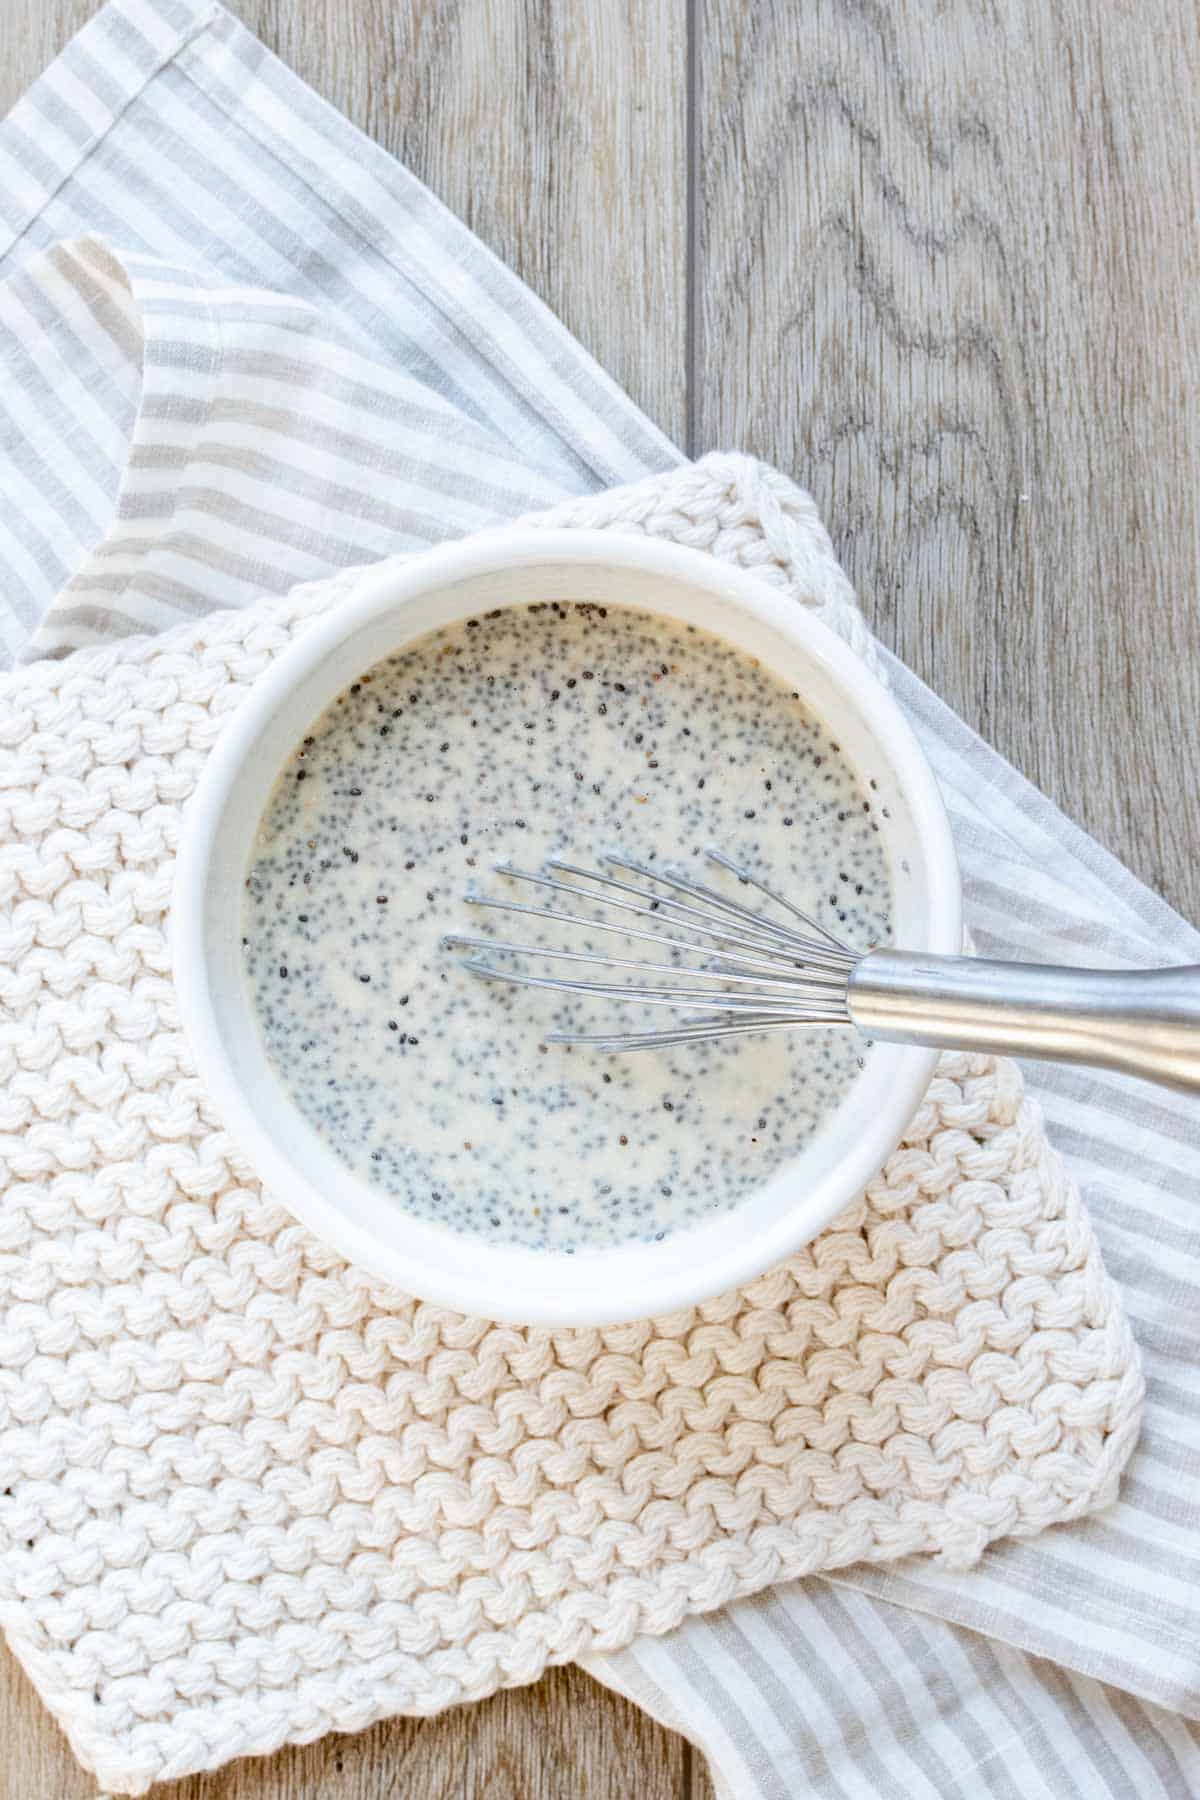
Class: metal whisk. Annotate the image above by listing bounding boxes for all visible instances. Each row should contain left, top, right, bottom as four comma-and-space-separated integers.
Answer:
443, 849, 1200, 1095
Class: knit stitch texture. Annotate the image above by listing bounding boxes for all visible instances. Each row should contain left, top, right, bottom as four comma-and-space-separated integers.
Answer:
0, 458, 1143, 1792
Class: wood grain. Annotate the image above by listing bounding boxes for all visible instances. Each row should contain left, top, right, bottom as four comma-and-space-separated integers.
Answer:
0, 0, 96, 116
697, 0, 1200, 919
237, 0, 689, 444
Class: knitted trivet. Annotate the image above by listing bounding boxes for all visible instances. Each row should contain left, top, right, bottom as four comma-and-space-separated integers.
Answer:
0, 458, 1142, 1793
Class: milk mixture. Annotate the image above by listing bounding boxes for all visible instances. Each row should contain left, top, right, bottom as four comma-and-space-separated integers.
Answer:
242, 604, 893, 1250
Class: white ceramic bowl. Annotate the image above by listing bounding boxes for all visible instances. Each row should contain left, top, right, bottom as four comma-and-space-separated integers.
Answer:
174, 529, 961, 1324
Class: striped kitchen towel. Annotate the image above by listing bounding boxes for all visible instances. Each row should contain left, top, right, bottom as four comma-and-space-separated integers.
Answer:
1, 2, 1198, 1794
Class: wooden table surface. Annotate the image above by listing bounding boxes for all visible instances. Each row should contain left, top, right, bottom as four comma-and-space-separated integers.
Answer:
2, 0, 1198, 1794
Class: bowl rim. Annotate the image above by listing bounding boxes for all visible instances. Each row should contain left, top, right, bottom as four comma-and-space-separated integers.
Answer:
173, 528, 962, 1323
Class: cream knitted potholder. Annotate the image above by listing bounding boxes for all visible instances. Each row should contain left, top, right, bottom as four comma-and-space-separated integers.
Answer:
0, 459, 1142, 1794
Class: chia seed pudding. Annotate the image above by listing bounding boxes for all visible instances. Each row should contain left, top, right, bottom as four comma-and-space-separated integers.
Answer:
242, 603, 892, 1251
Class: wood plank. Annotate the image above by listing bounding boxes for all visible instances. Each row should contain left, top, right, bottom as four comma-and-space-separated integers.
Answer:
0, 1, 693, 1796
697, 0, 1200, 922
0, 0, 97, 115
240, 0, 689, 444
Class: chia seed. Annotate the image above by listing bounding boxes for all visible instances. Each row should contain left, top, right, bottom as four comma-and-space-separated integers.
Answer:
242, 603, 892, 1253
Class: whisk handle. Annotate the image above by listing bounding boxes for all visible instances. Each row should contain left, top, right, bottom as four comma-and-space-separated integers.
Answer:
848, 951, 1200, 1095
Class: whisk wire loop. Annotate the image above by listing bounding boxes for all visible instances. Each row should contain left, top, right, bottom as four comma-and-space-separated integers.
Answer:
447, 848, 862, 1051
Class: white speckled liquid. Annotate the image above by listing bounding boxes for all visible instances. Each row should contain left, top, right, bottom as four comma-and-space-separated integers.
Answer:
242, 603, 892, 1250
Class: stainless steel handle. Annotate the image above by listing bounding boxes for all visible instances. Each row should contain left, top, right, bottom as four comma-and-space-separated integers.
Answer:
848, 950, 1200, 1095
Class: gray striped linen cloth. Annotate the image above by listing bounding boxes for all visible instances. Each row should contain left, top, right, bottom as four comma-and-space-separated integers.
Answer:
1, 3, 1197, 1794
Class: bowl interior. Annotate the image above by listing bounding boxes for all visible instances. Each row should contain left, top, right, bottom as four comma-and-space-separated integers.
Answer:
175, 532, 960, 1324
